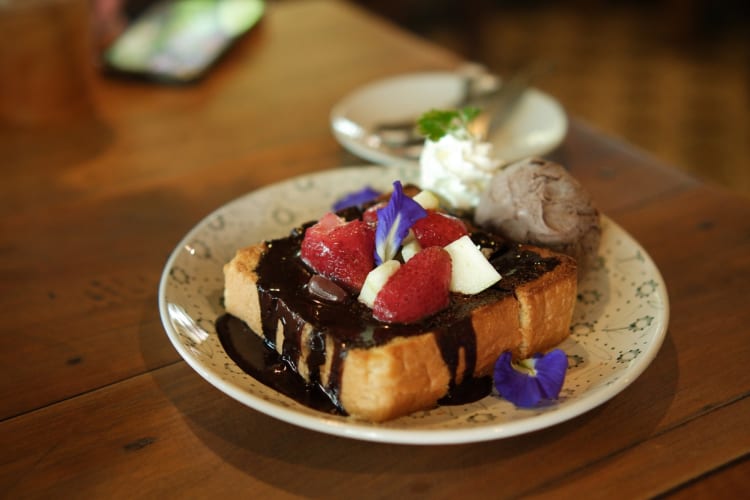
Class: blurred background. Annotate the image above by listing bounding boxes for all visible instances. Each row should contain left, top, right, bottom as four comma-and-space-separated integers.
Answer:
350, 0, 749, 197
20, 0, 747, 196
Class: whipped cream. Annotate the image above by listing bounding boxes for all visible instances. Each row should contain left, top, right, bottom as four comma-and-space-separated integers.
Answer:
419, 133, 503, 210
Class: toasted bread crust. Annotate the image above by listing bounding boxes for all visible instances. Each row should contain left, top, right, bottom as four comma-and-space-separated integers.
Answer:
223, 238, 577, 422
514, 246, 578, 359
223, 244, 266, 335
342, 334, 451, 422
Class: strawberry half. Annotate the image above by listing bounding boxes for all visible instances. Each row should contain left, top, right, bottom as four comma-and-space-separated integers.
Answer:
411, 211, 468, 248
300, 213, 375, 293
362, 201, 385, 224
373, 246, 452, 323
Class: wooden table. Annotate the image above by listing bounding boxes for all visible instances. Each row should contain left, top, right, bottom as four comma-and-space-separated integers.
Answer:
2, 0, 749, 497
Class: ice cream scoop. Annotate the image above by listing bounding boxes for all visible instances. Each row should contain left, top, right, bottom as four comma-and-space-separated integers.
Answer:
475, 157, 601, 272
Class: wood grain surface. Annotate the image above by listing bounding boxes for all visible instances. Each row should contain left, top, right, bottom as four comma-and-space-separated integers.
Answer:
1, 0, 748, 497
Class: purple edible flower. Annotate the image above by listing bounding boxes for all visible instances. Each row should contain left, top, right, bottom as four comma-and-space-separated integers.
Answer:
493, 349, 567, 408
332, 186, 381, 211
374, 181, 427, 265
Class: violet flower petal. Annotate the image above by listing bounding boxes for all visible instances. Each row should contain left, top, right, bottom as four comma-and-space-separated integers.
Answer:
533, 349, 568, 399
493, 352, 542, 408
332, 186, 381, 211
374, 181, 427, 265
493, 349, 568, 408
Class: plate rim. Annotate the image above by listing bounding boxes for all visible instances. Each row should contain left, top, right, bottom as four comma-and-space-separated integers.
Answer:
158, 166, 669, 445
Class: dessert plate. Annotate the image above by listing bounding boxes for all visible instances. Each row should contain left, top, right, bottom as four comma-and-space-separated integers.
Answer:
159, 166, 669, 445
330, 71, 568, 166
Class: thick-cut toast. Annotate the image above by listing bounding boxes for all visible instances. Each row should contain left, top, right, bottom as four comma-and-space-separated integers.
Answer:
222, 215, 577, 422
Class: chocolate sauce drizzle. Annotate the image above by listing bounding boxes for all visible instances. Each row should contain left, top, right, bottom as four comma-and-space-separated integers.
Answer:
217, 213, 561, 416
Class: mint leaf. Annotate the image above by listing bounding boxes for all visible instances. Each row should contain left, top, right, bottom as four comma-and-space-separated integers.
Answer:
417, 106, 480, 141
459, 106, 480, 124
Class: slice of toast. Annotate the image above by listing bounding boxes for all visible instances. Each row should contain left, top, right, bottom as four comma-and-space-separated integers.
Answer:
222, 216, 577, 422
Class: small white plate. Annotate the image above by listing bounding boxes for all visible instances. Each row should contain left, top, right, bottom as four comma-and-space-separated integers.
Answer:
330, 72, 568, 166
159, 166, 669, 445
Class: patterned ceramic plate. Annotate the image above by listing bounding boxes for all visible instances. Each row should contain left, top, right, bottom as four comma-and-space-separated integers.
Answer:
158, 166, 669, 445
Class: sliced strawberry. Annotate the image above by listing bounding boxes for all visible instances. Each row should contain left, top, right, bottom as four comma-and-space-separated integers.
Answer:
411, 211, 468, 248
305, 212, 346, 237
373, 246, 452, 323
300, 213, 375, 293
362, 201, 385, 224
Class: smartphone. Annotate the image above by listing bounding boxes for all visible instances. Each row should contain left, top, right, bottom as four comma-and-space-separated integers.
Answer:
103, 0, 265, 84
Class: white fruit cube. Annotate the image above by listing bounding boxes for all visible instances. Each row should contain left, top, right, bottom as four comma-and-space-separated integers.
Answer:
443, 235, 501, 294
358, 260, 401, 308
400, 237, 422, 262
412, 190, 440, 210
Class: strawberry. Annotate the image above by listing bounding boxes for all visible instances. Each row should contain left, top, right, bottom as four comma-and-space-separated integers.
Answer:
300, 213, 375, 293
305, 212, 345, 237
373, 246, 452, 323
411, 211, 468, 248
362, 201, 385, 224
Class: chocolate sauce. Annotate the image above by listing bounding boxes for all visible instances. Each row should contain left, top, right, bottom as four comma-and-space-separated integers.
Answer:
438, 376, 493, 406
216, 313, 343, 415
216, 221, 561, 416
